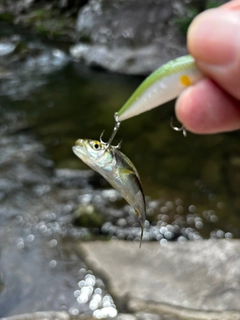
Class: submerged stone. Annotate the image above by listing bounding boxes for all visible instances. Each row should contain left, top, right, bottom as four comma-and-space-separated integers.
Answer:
73, 204, 105, 228
0, 42, 16, 56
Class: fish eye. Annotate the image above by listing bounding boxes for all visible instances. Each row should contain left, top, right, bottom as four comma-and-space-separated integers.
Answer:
91, 141, 101, 150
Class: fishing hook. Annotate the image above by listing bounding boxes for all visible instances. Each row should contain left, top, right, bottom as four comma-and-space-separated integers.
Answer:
99, 114, 121, 150
104, 113, 121, 149
170, 117, 187, 137
100, 129, 122, 149
112, 139, 122, 149
100, 130, 107, 144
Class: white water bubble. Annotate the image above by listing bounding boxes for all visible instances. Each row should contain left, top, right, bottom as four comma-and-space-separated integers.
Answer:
225, 232, 233, 239
189, 205, 196, 213
195, 220, 203, 229
160, 238, 167, 245
89, 299, 99, 310
49, 239, 58, 248
17, 238, 25, 249
69, 308, 79, 316
74, 290, 81, 298
26, 234, 35, 242
49, 260, 57, 268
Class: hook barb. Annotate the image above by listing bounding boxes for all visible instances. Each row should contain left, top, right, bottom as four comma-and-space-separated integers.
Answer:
99, 130, 107, 144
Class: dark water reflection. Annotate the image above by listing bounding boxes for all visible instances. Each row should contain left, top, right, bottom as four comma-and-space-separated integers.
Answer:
4, 59, 240, 239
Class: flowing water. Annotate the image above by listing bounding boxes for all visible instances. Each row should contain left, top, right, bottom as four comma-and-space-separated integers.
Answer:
1, 22, 240, 317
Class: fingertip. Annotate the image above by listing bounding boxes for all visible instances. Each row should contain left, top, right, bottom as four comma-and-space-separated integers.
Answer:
175, 86, 199, 133
188, 9, 240, 65
176, 79, 240, 134
175, 87, 190, 123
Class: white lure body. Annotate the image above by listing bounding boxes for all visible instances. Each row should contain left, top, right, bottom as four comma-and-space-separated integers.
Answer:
116, 55, 203, 121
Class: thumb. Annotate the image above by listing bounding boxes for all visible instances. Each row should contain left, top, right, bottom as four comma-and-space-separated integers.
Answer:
187, 5, 240, 100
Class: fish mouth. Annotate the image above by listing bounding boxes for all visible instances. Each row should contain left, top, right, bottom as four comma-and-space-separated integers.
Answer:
72, 139, 84, 156
75, 139, 84, 147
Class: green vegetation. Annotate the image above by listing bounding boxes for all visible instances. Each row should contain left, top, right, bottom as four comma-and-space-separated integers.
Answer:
0, 12, 14, 22
21, 8, 75, 40
0, 6, 76, 41
175, 7, 198, 35
175, 0, 227, 36
206, 0, 226, 9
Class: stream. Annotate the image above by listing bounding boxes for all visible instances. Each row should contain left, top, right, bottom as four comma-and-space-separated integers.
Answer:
1, 21, 240, 317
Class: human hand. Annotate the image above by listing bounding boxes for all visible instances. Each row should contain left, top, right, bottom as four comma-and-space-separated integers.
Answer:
176, 0, 240, 134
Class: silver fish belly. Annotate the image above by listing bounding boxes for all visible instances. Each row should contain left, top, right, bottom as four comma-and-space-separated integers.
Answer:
72, 138, 146, 245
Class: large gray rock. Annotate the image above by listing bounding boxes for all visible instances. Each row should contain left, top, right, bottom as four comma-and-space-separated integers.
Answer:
71, 0, 228, 74
80, 240, 240, 319
0, 312, 71, 320
71, 0, 189, 74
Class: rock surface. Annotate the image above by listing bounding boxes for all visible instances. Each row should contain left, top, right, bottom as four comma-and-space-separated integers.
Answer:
0, 0, 228, 74
80, 239, 240, 319
0, 110, 117, 318
0, 312, 71, 320
71, 0, 188, 74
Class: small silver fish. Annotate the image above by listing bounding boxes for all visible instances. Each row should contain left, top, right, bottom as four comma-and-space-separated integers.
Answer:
72, 137, 146, 246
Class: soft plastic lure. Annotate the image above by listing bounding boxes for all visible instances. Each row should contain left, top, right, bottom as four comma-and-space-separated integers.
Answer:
116, 55, 203, 121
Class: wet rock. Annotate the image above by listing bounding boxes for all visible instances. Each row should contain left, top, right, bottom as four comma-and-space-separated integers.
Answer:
0, 27, 69, 99
0, 229, 113, 317
0, 111, 118, 318
71, 0, 228, 75
0, 42, 16, 56
0, 65, 12, 78
70, 43, 176, 75
1, 311, 71, 320
0, 0, 226, 72
1, 312, 98, 320
80, 240, 240, 319
116, 313, 172, 320
116, 314, 137, 320
0, 0, 36, 16
134, 312, 180, 320
72, 0, 188, 74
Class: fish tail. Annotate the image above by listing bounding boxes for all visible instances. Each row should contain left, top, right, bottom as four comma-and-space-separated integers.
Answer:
139, 224, 144, 249
134, 208, 145, 248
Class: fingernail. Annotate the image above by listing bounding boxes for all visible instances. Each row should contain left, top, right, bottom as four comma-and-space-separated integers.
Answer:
188, 9, 240, 65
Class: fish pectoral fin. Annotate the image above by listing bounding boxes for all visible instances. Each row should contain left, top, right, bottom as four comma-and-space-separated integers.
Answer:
118, 168, 134, 175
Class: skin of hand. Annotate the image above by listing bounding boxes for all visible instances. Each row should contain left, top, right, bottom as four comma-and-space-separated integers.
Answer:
176, 0, 240, 134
